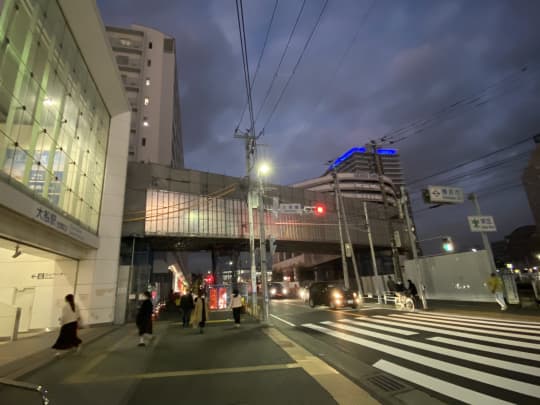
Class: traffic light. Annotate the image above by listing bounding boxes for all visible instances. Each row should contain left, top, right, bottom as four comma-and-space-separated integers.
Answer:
314, 203, 326, 216
442, 237, 454, 252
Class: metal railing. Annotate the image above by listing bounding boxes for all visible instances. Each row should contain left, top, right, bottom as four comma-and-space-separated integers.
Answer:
0, 378, 49, 404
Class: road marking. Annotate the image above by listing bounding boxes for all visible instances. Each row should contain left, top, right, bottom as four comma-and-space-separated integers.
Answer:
66, 363, 301, 383
415, 312, 540, 326
264, 327, 380, 405
393, 313, 540, 334
360, 317, 540, 350
427, 336, 540, 362
270, 314, 296, 327
321, 321, 540, 377
373, 359, 513, 405
303, 323, 540, 398
355, 307, 396, 311
385, 314, 540, 340
338, 319, 418, 336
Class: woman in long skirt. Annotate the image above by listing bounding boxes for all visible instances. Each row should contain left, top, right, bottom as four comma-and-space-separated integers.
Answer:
136, 291, 154, 346
52, 294, 82, 354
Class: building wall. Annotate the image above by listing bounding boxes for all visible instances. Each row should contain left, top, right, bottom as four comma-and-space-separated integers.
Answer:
106, 24, 183, 169
523, 145, 540, 229
0, 0, 131, 327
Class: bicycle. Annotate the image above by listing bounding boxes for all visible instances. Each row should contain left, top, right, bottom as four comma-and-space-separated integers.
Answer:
394, 291, 415, 311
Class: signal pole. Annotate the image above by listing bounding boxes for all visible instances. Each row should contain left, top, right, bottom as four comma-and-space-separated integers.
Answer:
331, 169, 350, 289
468, 193, 497, 275
370, 141, 401, 282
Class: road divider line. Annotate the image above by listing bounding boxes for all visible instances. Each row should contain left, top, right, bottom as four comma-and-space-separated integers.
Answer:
264, 327, 380, 405
427, 336, 540, 362
391, 313, 540, 334
373, 359, 513, 405
270, 314, 296, 327
302, 323, 540, 398
320, 321, 540, 376
361, 317, 540, 350
385, 314, 540, 340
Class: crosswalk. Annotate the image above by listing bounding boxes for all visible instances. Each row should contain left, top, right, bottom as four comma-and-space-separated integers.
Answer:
302, 312, 540, 404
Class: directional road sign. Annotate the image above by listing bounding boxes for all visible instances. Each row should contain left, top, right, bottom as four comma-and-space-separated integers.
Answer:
427, 185, 465, 204
468, 215, 496, 232
279, 203, 303, 214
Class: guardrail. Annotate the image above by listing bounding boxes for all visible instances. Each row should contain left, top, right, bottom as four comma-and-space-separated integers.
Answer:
0, 378, 49, 404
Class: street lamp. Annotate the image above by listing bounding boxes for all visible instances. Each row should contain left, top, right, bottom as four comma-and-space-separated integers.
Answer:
258, 161, 271, 323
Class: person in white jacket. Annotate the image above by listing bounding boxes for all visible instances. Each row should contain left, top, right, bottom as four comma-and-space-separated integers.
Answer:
230, 289, 243, 328
52, 294, 82, 354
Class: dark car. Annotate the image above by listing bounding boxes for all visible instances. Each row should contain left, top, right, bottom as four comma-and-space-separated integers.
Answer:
269, 282, 291, 299
308, 281, 359, 309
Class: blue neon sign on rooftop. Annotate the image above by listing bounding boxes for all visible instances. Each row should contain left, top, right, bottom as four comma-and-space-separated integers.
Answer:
329, 146, 397, 169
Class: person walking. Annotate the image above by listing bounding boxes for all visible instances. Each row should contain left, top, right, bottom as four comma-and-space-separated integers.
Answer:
487, 272, 508, 310
136, 291, 154, 346
180, 290, 194, 328
190, 291, 210, 334
52, 294, 82, 355
386, 276, 397, 292
230, 289, 243, 328
407, 279, 418, 298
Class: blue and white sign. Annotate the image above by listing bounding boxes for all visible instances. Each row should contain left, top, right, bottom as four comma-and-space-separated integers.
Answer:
428, 185, 465, 204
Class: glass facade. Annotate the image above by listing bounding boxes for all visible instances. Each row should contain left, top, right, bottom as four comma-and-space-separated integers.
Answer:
0, 0, 110, 233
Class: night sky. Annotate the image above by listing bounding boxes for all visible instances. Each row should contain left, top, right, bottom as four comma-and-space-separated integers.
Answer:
98, 0, 540, 260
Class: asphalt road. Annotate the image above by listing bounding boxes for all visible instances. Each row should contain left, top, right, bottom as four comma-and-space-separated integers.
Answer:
268, 298, 540, 405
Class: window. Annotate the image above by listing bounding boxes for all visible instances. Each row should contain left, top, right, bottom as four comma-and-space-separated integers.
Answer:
145, 78, 150, 86
120, 38, 132, 47
143, 117, 149, 127
147, 59, 151, 67
144, 97, 149, 106
148, 41, 152, 49
142, 138, 146, 146
116, 55, 129, 65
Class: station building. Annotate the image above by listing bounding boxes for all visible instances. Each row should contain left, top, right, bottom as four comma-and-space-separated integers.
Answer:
0, 0, 130, 337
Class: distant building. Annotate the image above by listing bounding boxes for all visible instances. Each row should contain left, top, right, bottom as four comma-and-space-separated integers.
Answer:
292, 146, 405, 206
523, 142, 540, 229
106, 25, 184, 168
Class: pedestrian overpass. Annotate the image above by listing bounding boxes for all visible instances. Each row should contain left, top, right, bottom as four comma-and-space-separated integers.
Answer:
122, 163, 410, 255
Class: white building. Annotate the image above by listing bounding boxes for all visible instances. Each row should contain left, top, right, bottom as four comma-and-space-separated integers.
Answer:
106, 24, 183, 168
0, 0, 131, 337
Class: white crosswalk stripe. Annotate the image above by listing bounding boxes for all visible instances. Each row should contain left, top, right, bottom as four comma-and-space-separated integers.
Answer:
361, 317, 540, 350
413, 311, 540, 326
387, 313, 540, 337
302, 313, 540, 404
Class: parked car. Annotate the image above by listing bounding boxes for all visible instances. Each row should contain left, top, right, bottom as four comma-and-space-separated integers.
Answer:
308, 281, 359, 309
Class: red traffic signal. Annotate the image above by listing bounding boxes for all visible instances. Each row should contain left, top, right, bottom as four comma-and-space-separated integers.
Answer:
314, 203, 326, 216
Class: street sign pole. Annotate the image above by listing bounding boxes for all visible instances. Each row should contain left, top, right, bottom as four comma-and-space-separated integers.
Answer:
363, 202, 382, 304
401, 187, 428, 309
468, 193, 497, 275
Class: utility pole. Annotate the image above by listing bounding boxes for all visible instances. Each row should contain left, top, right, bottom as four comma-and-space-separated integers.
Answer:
336, 177, 364, 303
370, 141, 401, 282
235, 132, 258, 317
400, 186, 428, 309
258, 175, 269, 323
331, 170, 350, 289
469, 193, 497, 275
364, 202, 382, 303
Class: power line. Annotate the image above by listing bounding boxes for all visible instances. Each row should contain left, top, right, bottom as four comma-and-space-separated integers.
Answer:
406, 134, 535, 186
378, 63, 539, 145
236, 0, 279, 130
260, 0, 330, 132
235, 0, 256, 133
254, 0, 307, 123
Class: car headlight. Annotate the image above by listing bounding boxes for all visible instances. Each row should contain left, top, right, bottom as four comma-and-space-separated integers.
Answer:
333, 292, 343, 299
270, 288, 277, 295
282, 288, 288, 295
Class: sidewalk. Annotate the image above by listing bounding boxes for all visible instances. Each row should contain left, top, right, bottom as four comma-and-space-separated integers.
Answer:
0, 324, 118, 379
0, 311, 380, 405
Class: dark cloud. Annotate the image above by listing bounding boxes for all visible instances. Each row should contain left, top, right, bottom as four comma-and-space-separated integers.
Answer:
97, 0, 540, 252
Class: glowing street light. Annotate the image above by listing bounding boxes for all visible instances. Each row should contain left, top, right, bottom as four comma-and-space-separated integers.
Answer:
258, 162, 271, 176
